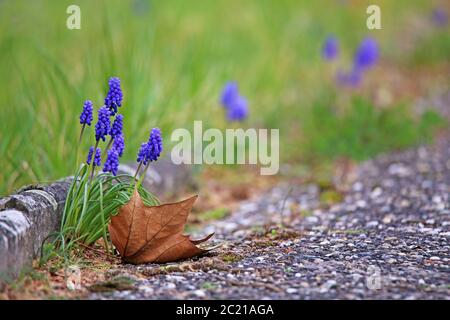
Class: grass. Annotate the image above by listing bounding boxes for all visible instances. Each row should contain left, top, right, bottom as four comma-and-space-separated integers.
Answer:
0, 0, 448, 196
301, 96, 446, 161
198, 208, 230, 222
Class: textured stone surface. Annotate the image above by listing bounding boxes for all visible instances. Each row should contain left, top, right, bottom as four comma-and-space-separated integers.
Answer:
0, 180, 71, 286
0, 210, 33, 283
91, 139, 450, 300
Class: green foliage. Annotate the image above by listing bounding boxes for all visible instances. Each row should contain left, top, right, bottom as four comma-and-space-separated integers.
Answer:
198, 208, 229, 222
42, 162, 160, 263
200, 282, 218, 290
320, 190, 343, 205
410, 31, 450, 65
302, 97, 446, 161
0, 0, 440, 195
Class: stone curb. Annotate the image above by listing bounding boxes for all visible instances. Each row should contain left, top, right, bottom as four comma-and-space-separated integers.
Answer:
0, 180, 71, 286
0, 160, 194, 287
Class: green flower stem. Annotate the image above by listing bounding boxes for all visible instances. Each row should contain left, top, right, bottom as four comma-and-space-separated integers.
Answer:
102, 137, 113, 159
89, 140, 99, 183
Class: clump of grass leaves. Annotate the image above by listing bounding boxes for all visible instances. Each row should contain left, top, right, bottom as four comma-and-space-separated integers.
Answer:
40, 164, 159, 265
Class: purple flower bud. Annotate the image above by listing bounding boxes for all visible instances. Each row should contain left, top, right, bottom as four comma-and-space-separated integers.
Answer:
103, 148, 120, 175
95, 106, 111, 142
79, 100, 93, 126
110, 114, 124, 139
220, 82, 239, 108
354, 37, 379, 71
113, 133, 125, 157
104, 77, 123, 116
86, 146, 101, 166
322, 36, 339, 61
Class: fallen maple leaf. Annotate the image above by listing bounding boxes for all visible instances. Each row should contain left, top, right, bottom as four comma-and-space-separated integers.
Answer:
109, 191, 214, 264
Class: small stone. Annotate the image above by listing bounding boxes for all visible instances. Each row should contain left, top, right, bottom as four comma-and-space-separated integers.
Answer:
429, 256, 440, 261
323, 280, 337, 290
165, 283, 176, 289
356, 200, 367, 208
286, 288, 298, 294
166, 275, 186, 282
387, 258, 397, 264
382, 215, 394, 224
306, 216, 319, 224
138, 285, 154, 294
370, 187, 382, 199
366, 221, 379, 228
353, 182, 363, 192
432, 195, 442, 204
400, 199, 410, 208
193, 290, 206, 298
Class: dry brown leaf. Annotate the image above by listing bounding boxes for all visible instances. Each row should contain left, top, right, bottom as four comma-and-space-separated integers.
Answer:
109, 191, 214, 264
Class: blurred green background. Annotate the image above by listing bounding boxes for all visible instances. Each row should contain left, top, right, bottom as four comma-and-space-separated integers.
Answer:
0, 0, 449, 195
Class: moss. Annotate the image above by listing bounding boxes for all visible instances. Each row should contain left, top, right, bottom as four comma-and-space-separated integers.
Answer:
221, 253, 243, 263
88, 276, 135, 293
320, 190, 343, 205
199, 208, 230, 222
299, 209, 313, 217
267, 228, 301, 240
253, 240, 275, 248
159, 265, 180, 273
201, 282, 218, 290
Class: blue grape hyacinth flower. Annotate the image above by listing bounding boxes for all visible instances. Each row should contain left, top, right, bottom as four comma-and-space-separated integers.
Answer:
105, 77, 123, 116
95, 106, 111, 142
322, 35, 339, 61
79, 100, 94, 126
220, 81, 249, 122
336, 68, 363, 88
432, 8, 448, 27
227, 96, 249, 122
113, 133, 125, 157
136, 142, 150, 165
110, 114, 123, 139
136, 128, 163, 165
147, 128, 163, 162
103, 148, 120, 176
220, 82, 239, 108
86, 146, 101, 166
354, 37, 379, 72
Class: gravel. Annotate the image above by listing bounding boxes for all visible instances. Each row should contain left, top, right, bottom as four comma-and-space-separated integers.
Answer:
90, 139, 450, 300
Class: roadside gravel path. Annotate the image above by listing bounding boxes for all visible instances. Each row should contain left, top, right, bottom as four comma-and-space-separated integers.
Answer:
91, 139, 450, 300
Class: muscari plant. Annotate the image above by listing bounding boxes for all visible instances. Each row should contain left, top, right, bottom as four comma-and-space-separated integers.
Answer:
220, 81, 249, 122
47, 77, 163, 258
323, 36, 379, 88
